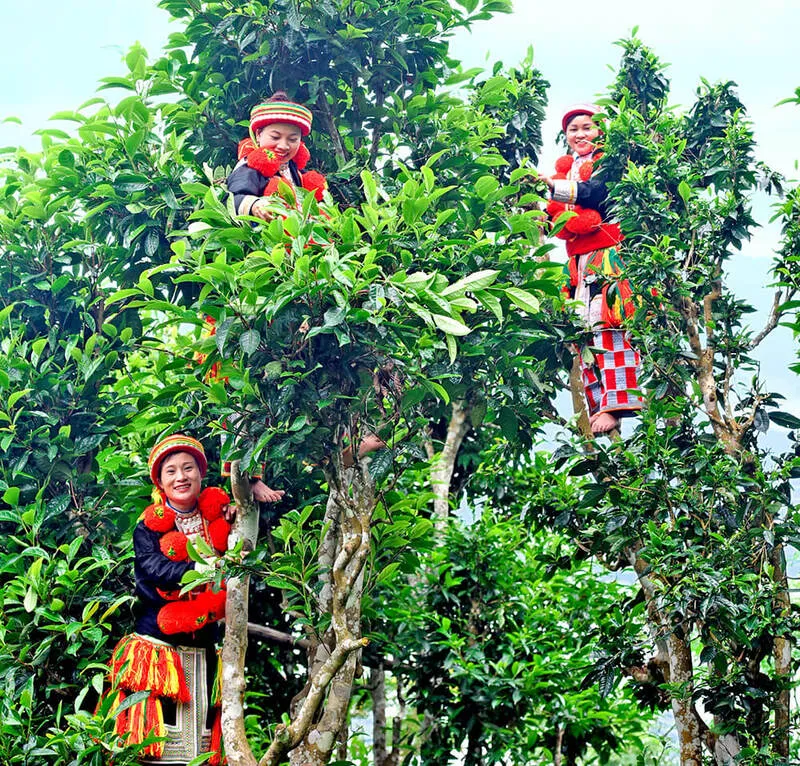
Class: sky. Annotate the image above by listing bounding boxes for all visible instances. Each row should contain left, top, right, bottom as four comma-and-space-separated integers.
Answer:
1, 0, 798, 435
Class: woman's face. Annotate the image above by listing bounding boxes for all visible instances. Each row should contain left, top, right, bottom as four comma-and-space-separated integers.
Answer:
566, 114, 600, 156
257, 122, 303, 164
158, 452, 202, 511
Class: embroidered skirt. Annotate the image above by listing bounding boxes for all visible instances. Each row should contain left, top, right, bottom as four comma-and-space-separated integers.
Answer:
107, 633, 222, 764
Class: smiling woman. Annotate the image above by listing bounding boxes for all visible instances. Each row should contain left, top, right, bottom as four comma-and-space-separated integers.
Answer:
103, 434, 231, 765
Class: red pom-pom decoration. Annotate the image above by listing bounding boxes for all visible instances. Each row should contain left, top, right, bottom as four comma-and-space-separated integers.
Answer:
207, 517, 231, 553
294, 142, 311, 170
554, 155, 574, 174
144, 503, 175, 533
578, 162, 594, 181
237, 137, 256, 160
205, 588, 227, 623
157, 589, 226, 635
301, 171, 327, 202
160, 531, 189, 561
197, 487, 230, 522
247, 147, 281, 177
565, 208, 602, 235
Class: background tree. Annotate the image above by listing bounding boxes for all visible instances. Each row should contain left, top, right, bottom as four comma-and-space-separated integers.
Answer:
523, 36, 800, 765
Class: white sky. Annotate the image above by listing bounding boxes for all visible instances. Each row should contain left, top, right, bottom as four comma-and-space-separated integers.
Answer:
1, 0, 797, 431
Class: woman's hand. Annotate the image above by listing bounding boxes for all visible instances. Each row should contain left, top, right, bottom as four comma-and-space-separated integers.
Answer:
530, 170, 555, 190
251, 197, 273, 221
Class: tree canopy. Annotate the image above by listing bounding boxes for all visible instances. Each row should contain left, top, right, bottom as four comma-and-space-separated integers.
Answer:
1, 4, 799, 766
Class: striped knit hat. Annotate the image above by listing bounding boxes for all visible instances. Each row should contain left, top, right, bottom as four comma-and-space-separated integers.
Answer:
250, 99, 313, 138
148, 434, 207, 485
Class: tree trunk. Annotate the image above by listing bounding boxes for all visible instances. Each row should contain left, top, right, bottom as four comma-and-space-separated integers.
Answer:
221, 462, 259, 766
568, 356, 593, 440
370, 666, 388, 766
429, 400, 471, 531
666, 633, 704, 765
771, 543, 792, 758
628, 550, 703, 765
260, 458, 374, 765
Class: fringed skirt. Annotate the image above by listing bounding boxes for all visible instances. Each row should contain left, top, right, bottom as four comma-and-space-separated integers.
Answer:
107, 633, 222, 764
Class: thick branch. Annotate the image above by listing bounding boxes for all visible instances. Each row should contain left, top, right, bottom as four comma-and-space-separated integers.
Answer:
369, 667, 388, 766
316, 91, 348, 166
258, 637, 367, 766
430, 400, 472, 531
629, 548, 704, 763
569, 356, 594, 441
679, 297, 739, 454
749, 288, 794, 350
221, 461, 259, 766
247, 622, 313, 651
771, 543, 792, 757
368, 85, 386, 170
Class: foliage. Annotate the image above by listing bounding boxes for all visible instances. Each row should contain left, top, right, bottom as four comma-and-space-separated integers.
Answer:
381, 513, 660, 765
523, 37, 800, 763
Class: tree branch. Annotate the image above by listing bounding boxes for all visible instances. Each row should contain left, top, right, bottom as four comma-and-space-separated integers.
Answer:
430, 400, 472, 531
258, 636, 368, 766
316, 91, 348, 166
221, 460, 259, 766
749, 288, 794, 350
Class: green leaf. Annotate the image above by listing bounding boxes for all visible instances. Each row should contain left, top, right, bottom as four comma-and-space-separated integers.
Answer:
239, 329, 261, 355
441, 269, 500, 297
474, 175, 500, 200
446, 334, 457, 364
504, 287, 540, 314
8, 388, 31, 408
432, 314, 471, 336
3, 486, 20, 506
677, 180, 692, 205
768, 411, 800, 429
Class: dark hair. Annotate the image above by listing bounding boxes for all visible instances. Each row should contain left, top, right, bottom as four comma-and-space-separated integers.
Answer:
268, 91, 291, 102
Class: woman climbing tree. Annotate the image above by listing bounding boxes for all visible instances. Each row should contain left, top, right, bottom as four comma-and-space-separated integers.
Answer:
543, 103, 643, 435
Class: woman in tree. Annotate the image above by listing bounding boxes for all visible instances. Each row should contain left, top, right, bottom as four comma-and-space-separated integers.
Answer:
106, 435, 234, 764
542, 103, 642, 435
227, 91, 327, 218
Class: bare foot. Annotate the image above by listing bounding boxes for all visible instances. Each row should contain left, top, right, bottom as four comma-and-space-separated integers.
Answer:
590, 411, 620, 435
357, 433, 386, 457
251, 480, 286, 503
342, 433, 387, 467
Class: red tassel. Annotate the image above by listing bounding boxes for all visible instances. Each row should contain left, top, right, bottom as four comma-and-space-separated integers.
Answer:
209, 707, 223, 765
198, 487, 230, 521
157, 588, 227, 635
160, 530, 189, 561
301, 170, 327, 201
578, 161, 594, 181
554, 155, 573, 174
237, 137, 256, 160
565, 208, 602, 235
